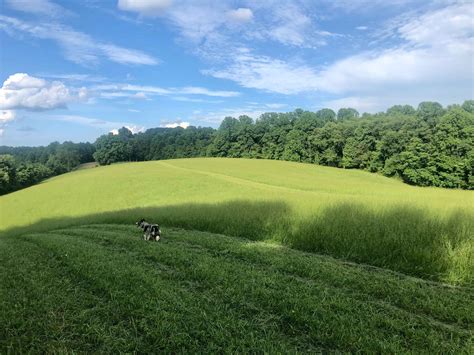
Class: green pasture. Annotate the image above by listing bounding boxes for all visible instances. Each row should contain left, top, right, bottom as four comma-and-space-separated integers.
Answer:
1, 158, 473, 284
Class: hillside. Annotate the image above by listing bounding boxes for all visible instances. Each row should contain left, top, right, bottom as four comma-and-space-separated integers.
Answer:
1, 224, 472, 353
1, 158, 473, 284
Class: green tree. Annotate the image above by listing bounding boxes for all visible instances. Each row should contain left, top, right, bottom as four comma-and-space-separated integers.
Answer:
316, 108, 336, 123
0, 155, 17, 194
337, 108, 359, 121
461, 100, 474, 114
417, 102, 445, 122
387, 105, 416, 116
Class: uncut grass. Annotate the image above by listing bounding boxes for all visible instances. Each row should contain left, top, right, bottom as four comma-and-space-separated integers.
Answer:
1, 158, 473, 284
2, 200, 473, 285
1, 225, 472, 353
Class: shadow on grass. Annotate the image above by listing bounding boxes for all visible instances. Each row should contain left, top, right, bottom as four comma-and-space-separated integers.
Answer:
2, 200, 292, 241
2, 200, 473, 285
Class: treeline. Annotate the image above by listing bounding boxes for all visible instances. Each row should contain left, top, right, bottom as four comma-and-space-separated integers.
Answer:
208, 102, 474, 189
0, 142, 94, 194
93, 101, 474, 189
93, 126, 214, 165
1, 100, 473, 195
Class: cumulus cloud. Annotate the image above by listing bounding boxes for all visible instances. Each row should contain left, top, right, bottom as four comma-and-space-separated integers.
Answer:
0, 15, 158, 66
0, 73, 87, 111
0, 110, 16, 137
110, 125, 145, 134
0, 110, 16, 123
160, 121, 190, 128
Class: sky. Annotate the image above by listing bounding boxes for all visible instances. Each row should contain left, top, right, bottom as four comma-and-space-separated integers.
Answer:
0, 0, 473, 146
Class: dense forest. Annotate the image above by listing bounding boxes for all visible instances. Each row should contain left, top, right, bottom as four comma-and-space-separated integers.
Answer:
1, 100, 473, 195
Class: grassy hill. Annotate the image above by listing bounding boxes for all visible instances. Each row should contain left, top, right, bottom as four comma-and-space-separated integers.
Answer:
1, 158, 472, 284
0, 158, 473, 352
1, 224, 472, 353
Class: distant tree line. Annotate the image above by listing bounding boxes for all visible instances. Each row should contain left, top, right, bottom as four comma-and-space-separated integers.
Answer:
0, 141, 95, 194
93, 101, 474, 189
1, 100, 473, 195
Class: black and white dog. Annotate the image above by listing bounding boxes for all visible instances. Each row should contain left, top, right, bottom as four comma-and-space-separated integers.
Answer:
136, 218, 161, 241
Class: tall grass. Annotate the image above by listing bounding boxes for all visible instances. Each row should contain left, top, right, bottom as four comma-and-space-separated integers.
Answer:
290, 203, 474, 284
1, 158, 473, 285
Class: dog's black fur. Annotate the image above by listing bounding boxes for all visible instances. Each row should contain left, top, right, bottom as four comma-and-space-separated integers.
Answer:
136, 218, 161, 241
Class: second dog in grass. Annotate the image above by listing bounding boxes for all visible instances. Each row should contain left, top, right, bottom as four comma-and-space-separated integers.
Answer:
136, 218, 161, 241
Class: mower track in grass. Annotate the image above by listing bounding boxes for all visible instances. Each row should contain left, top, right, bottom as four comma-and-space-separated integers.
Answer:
1, 224, 472, 353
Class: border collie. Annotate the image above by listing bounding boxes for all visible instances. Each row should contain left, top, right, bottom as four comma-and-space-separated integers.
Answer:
136, 218, 161, 241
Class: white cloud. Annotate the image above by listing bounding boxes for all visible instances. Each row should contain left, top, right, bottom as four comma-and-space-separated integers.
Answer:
110, 125, 145, 134
203, 53, 321, 94
265, 103, 287, 109
38, 73, 106, 83
0, 110, 16, 123
227, 8, 253, 22
356, 25, 368, 30
0, 110, 17, 137
100, 44, 158, 65
205, 2, 474, 110
314, 3, 474, 97
261, 3, 327, 48
94, 83, 240, 99
328, 0, 422, 12
116, 1, 331, 50
5, 0, 71, 18
99, 91, 150, 100
132, 92, 149, 100
117, 0, 172, 16
0, 15, 158, 66
397, 2, 473, 46
160, 121, 190, 128
0, 73, 87, 111
178, 86, 239, 97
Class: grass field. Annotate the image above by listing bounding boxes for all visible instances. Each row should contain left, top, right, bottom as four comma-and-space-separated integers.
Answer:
0, 158, 473, 352
1, 224, 472, 353
1, 158, 472, 284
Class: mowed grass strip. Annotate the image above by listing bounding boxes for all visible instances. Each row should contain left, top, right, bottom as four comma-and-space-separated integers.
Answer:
1, 225, 472, 353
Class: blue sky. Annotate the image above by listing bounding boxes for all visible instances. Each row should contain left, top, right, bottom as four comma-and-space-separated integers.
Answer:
0, 0, 473, 146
